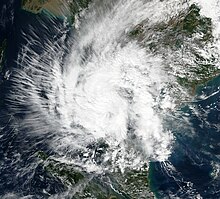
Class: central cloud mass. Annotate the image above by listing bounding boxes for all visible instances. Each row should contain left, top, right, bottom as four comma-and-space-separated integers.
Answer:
9, 0, 186, 172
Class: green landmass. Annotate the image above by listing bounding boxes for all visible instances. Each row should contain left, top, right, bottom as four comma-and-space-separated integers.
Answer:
113, 167, 155, 199
158, 3, 213, 43
163, 3, 219, 92
146, 4, 213, 49
37, 151, 84, 186
37, 151, 154, 198
167, 4, 219, 93
69, 0, 91, 23
129, 3, 220, 94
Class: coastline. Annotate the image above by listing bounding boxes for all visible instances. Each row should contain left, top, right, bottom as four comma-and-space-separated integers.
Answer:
21, 0, 71, 19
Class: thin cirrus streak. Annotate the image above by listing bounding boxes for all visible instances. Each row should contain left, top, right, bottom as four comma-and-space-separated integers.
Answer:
6, 0, 187, 172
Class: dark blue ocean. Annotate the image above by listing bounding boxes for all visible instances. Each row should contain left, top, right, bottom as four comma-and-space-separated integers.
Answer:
0, 0, 220, 198
150, 76, 220, 198
0, 1, 69, 197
